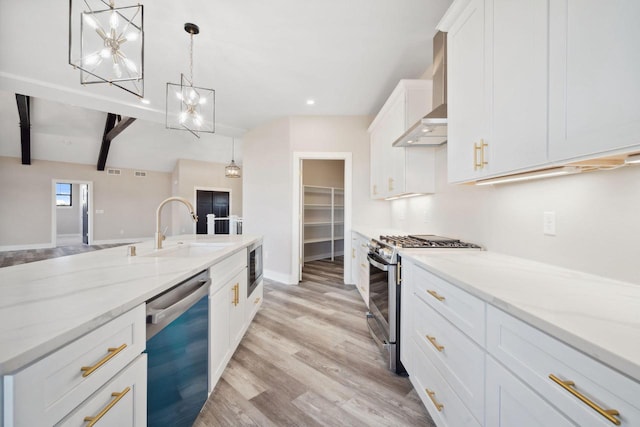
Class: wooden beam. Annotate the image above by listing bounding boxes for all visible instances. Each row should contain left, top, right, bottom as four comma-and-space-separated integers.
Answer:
15, 94, 31, 165
97, 114, 136, 171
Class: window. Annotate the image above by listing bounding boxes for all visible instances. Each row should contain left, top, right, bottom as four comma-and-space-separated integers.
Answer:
56, 183, 72, 207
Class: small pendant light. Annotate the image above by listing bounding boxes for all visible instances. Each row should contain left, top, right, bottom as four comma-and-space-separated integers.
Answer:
225, 138, 241, 178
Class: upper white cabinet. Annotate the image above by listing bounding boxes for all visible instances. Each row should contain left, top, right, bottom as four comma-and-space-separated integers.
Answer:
369, 80, 436, 199
446, 0, 548, 183
548, 0, 640, 161
444, 0, 640, 183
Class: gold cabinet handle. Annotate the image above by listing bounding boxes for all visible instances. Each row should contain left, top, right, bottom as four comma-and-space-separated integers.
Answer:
352, 248, 356, 258
426, 335, 445, 352
254, 297, 261, 304
388, 177, 394, 191
427, 289, 446, 302
361, 263, 367, 268
425, 388, 444, 412
480, 139, 488, 168
549, 374, 621, 425
473, 142, 482, 170
84, 386, 131, 427
233, 283, 240, 306
372, 184, 378, 195
81, 344, 127, 377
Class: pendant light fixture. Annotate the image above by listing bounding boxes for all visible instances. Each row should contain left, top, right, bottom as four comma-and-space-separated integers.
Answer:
225, 139, 241, 178
166, 23, 215, 138
68, 0, 144, 98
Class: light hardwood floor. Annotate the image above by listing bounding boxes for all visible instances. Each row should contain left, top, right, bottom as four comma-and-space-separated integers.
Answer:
195, 257, 434, 427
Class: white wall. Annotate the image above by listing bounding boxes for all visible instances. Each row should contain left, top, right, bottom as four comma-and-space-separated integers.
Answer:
391, 146, 640, 285
243, 115, 390, 283
55, 183, 81, 235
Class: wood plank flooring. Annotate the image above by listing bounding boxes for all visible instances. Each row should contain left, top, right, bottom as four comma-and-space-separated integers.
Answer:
195, 257, 434, 427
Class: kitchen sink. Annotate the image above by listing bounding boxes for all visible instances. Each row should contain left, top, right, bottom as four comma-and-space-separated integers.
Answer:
143, 242, 232, 258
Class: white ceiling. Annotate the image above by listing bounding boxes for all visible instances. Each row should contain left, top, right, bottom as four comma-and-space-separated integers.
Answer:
0, 0, 452, 172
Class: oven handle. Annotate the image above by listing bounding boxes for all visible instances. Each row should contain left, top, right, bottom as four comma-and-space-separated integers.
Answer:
367, 255, 389, 271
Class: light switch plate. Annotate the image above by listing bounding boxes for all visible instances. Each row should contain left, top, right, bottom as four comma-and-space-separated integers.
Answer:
543, 211, 556, 236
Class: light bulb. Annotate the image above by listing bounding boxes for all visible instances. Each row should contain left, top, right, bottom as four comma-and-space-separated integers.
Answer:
84, 13, 98, 29
193, 114, 203, 127
176, 91, 184, 101
179, 112, 188, 124
113, 62, 122, 78
109, 11, 119, 30
100, 48, 111, 58
199, 97, 207, 105
126, 31, 139, 42
84, 53, 100, 66
123, 58, 137, 73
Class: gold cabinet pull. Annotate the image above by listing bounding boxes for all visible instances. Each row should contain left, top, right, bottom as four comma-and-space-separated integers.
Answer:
254, 297, 261, 304
372, 184, 378, 195
388, 177, 394, 191
361, 263, 367, 268
81, 344, 127, 377
426, 335, 445, 352
549, 374, 621, 425
473, 142, 482, 170
425, 388, 444, 412
84, 386, 131, 427
232, 283, 240, 306
352, 248, 356, 259
427, 289, 446, 302
480, 139, 488, 168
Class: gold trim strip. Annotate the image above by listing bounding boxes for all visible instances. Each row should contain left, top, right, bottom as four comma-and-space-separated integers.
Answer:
425, 388, 444, 412
426, 335, 445, 352
84, 386, 131, 427
427, 289, 445, 302
81, 344, 127, 378
549, 374, 621, 425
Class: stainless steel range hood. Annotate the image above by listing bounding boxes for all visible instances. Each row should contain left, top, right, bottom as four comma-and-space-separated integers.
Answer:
393, 31, 447, 147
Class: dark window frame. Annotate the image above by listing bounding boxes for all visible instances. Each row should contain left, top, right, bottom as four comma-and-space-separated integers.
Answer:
56, 183, 72, 207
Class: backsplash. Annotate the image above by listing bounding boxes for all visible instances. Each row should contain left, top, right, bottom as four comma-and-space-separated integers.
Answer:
391, 146, 640, 285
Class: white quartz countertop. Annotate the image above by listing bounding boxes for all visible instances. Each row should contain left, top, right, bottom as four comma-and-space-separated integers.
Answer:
400, 249, 640, 382
0, 234, 261, 375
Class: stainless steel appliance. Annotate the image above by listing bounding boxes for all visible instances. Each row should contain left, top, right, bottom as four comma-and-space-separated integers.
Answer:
145, 270, 211, 427
247, 241, 263, 297
366, 235, 482, 374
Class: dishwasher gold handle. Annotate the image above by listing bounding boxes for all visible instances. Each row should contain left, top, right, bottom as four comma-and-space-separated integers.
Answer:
426, 388, 444, 412
84, 386, 131, 426
549, 374, 621, 425
426, 335, 445, 352
81, 344, 127, 377
426, 289, 446, 302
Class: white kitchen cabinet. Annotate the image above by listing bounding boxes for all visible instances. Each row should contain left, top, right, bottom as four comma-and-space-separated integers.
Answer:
548, 0, 640, 161
486, 356, 577, 427
209, 249, 262, 393
3, 305, 146, 427
302, 186, 344, 262
58, 354, 147, 427
369, 80, 436, 199
352, 232, 370, 307
445, 0, 548, 183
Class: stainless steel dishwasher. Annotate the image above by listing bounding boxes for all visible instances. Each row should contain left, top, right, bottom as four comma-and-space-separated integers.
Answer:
145, 269, 210, 427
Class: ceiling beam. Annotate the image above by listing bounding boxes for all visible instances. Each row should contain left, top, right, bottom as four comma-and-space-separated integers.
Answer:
97, 114, 136, 171
15, 94, 31, 165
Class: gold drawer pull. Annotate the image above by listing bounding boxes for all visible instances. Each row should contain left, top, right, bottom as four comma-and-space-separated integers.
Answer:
426, 335, 445, 352
81, 344, 127, 377
254, 297, 261, 304
425, 388, 444, 412
84, 386, 131, 427
427, 289, 445, 302
549, 374, 621, 425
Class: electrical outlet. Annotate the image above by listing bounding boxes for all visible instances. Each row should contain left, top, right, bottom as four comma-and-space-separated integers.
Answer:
543, 211, 556, 236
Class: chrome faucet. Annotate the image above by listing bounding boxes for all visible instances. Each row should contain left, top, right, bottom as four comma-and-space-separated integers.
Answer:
155, 197, 198, 249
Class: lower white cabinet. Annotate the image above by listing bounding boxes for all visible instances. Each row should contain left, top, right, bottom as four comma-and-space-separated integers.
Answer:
486, 356, 577, 427
352, 232, 370, 307
3, 305, 146, 427
402, 257, 640, 427
58, 354, 147, 427
208, 249, 262, 393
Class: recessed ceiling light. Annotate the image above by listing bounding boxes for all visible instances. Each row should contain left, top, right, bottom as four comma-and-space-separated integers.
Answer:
306, 99, 315, 106
140, 98, 151, 105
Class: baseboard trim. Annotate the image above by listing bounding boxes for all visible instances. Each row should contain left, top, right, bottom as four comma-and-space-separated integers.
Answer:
264, 269, 298, 285
303, 251, 345, 262
0, 243, 54, 252
92, 237, 147, 245
56, 233, 82, 238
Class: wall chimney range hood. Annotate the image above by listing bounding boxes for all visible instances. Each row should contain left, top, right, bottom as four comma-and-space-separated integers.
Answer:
393, 31, 448, 147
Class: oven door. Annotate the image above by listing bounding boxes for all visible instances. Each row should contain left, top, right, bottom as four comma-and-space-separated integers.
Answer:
366, 252, 403, 373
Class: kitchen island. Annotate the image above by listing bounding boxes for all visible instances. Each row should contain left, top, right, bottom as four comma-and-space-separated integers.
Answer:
0, 234, 262, 426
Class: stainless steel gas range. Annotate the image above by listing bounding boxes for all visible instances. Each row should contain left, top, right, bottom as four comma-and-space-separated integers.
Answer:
366, 235, 482, 374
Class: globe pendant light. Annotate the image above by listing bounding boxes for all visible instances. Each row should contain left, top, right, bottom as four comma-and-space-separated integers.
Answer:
225, 139, 241, 178
68, 0, 144, 98
166, 23, 215, 138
